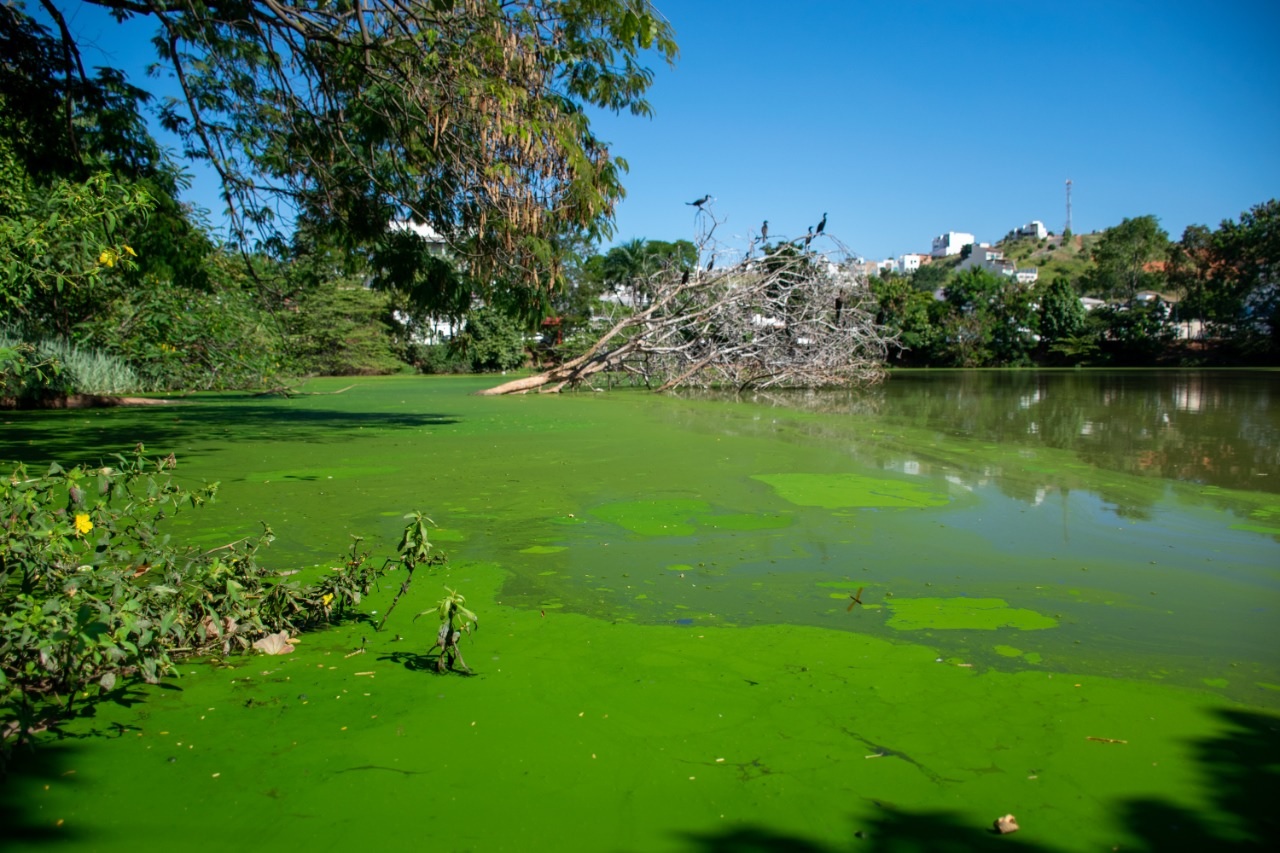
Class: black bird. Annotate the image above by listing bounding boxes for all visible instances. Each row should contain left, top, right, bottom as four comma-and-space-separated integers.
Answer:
680, 268, 690, 285
760, 220, 769, 241
686, 195, 711, 208
804, 225, 814, 248
815, 212, 827, 235
835, 296, 844, 324
705, 257, 715, 272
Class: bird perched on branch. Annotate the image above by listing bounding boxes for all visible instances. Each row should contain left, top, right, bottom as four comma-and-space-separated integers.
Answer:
705, 257, 715, 272
815, 212, 827, 235
760, 220, 769, 241
804, 225, 814, 248
686, 194, 711, 208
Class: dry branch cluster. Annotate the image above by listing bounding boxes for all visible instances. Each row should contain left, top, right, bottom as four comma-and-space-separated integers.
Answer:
481, 233, 893, 395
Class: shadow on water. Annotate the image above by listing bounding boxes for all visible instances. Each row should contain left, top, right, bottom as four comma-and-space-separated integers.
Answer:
658, 708, 1279, 853
0, 742, 89, 849
377, 649, 476, 676
0, 401, 460, 467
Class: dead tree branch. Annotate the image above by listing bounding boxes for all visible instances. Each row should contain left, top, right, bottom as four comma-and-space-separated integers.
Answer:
480, 217, 893, 396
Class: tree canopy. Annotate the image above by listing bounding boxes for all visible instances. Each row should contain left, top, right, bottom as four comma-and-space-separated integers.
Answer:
1085, 215, 1169, 300
39, 0, 677, 306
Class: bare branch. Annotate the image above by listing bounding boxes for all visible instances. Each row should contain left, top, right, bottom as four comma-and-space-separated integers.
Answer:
481, 214, 893, 395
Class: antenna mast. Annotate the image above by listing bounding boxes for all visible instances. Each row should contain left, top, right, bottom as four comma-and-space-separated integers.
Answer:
1064, 179, 1073, 235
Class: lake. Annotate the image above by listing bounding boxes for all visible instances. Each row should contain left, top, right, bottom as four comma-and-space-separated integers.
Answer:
2, 369, 1277, 851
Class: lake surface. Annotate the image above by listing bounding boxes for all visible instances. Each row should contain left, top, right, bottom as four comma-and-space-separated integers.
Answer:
2, 370, 1277, 851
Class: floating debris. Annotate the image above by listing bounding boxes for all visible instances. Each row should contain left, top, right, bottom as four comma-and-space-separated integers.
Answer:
252, 631, 295, 655
993, 814, 1019, 834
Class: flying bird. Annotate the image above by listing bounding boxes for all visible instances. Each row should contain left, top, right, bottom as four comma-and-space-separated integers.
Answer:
815, 212, 827, 235
760, 220, 769, 240
686, 195, 712, 208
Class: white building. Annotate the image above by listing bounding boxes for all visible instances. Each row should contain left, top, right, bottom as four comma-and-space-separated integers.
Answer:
389, 220, 450, 256
931, 231, 976, 258
1016, 220, 1048, 240
898, 253, 927, 274
957, 246, 1039, 283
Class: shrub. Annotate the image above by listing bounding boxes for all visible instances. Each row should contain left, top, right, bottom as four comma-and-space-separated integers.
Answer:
1, 329, 139, 400
0, 448, 446, 766
455, 306, 528, 372
414, 342, 474, 375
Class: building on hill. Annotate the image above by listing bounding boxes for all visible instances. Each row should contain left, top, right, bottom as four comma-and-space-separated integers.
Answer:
1016, 220, 1048, 240
899, 253, 928, 274
956, 245, 1039, 283
932, 231, 976, 258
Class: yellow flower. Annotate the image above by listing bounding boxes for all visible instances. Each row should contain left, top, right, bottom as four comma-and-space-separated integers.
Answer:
98, 249, 116, 268
321, 593, 335, 607
123, 244, 137, 257
74, 513, 94, 535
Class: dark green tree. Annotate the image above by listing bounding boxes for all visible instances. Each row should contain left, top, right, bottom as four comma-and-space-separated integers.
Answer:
870, 275, 939, 365
1085, 215, 1170, 301
456, 306, 528, 372
1036, 276, 1086, 347
1207, 199, 1280, 355
910, 261, 951, 293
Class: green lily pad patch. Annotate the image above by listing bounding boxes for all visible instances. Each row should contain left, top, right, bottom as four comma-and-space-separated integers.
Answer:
520, 545, 566, 555
591, 499, 710, 536
1230, 523, 1280, 536
752, 473, 949, 509
886, 597, 1058, 631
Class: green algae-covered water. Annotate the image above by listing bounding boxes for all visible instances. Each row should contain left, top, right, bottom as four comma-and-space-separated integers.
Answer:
2, 370, 1277, 851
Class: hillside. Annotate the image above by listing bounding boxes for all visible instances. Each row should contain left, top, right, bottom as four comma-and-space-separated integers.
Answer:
996, 232, 1099, 285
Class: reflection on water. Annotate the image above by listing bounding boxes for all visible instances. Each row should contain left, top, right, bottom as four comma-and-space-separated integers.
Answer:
679, 370, 1280, 495
605, 371, 1280, 700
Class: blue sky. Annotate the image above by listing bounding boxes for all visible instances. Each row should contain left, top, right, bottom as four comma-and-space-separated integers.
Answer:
49, 0, 1280, 261
591, 0, 1280, 259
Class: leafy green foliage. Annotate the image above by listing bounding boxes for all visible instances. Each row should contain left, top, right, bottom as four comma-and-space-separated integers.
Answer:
282, 286, 405, 377
455, 306, 529, 372
77, 264, 282, 392
870, 276, 941, 366
1087, 300, 1177, 364
0, 448, 406, 764
1085, 215, 1170, 300
0, 330, 141, 398
1171, 200, 1280, 357
417, 588, 478, 674
0, 173, 151, 338
1036, 277, 1086, 345
102, 0, 679, 300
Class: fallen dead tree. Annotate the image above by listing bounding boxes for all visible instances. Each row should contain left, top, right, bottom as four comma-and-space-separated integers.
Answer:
479, 231, 893, 395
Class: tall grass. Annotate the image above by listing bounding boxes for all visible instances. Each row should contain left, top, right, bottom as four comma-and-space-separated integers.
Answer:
1, 328, 141, 397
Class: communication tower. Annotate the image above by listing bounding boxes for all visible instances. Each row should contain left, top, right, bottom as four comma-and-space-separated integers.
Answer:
1064, 179, 1073, 235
